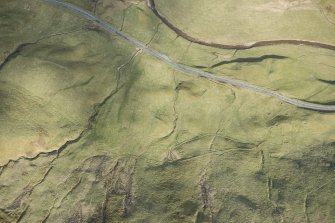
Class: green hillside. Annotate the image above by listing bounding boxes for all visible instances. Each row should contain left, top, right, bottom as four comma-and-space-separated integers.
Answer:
0, 0, 334, 222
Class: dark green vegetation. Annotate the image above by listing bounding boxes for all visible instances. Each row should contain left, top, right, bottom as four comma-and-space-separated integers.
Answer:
0, 0, 334, 222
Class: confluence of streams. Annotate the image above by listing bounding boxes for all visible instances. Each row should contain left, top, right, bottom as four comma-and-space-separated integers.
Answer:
46, 0, 335, 111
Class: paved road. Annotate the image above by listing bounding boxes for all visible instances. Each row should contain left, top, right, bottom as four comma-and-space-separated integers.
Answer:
46, 0, 335, 111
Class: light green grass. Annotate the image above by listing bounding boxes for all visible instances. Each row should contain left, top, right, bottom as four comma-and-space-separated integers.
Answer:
0, 0, 335, 222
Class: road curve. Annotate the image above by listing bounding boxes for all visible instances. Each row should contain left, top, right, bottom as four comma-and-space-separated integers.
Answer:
148, 0, 335, 51
45, 0, 335, 111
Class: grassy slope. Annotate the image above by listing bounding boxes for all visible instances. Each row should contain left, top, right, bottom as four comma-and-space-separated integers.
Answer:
154, 0, 335, 45
95, 0, 335, 104
0, 0, 334, 222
